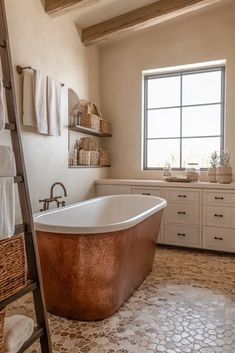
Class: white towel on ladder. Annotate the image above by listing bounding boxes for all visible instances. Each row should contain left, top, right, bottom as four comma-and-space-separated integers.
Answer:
22, 69, 36, 128
33, 70, 48, 134
0, 79, 6, 134
0, 146, 16, 240
47, 76, 62, 136
4, 315, 34, 353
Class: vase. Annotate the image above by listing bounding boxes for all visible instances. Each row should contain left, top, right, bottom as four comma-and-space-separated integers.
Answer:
207, 167, 217, 183
216, 166, 233, 184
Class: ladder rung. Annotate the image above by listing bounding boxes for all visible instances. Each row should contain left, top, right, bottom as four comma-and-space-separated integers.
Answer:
0, 281, 38, 310
14, 175, 24, 183
5, 122, 16, 130
17, 326, 44, 353
3, 79, 11, 89
14, 223, 27, 235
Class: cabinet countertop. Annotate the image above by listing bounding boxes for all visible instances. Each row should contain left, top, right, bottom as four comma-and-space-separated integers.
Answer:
94, 179, 235, 190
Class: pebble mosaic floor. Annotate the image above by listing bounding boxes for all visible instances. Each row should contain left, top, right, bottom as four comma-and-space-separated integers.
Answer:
7, 247, 235, 353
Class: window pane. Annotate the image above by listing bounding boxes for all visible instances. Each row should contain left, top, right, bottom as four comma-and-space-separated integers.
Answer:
182, 105, 221, 137
147, 108, 180, 138
182, 137, 220, 168
147, 139, 180, 168
147, 76, 180, 108
182, 71, 222, 105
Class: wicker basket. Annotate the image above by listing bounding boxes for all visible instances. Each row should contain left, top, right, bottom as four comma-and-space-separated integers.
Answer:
0, 309, 5, 353
100, 119, 112, 135
99, 150, 111, 166
0, 235, 26, 302
80, 114, 100, 132
90, 151, 99, 166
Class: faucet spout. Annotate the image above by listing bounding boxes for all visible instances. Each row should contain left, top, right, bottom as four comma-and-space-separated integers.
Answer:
50, 182, 67, 199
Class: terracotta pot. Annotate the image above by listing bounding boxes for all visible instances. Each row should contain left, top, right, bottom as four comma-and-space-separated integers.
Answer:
216, 166, 233, 184
207, 167, 217, 183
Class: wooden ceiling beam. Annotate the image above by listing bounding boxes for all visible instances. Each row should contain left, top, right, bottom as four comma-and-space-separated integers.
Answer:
82, 0, 219, 46
45, 0, 83, 14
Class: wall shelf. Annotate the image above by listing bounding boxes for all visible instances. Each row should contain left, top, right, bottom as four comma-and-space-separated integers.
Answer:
69, 165, 110, 168
69, 125, 112, 137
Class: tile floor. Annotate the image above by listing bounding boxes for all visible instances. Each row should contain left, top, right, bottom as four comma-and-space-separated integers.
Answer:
7, 247, 235, 353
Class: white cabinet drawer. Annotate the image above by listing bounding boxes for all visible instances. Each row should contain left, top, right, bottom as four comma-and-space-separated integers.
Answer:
165, 189, 199, 203
203, 191, 235, 205
164, 225, 199, 247
131, 187, 162, 197
203, 226, 235, 252
203, 205, 235, 228
165, 202, 199, 225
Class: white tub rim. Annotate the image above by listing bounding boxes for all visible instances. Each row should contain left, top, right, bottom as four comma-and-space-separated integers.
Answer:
34, 194, 167, 234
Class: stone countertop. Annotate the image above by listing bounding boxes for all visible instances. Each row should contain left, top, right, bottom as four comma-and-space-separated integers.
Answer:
94, 178, 235, 190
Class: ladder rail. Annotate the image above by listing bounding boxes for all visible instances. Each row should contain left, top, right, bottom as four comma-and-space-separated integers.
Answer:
0, 0, 52, 351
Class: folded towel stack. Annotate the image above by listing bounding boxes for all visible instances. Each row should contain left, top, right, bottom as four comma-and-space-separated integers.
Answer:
0, 146, 16, 240
0, 79, 5, 134
22, 69, 62, 136
4, 315, 34, 353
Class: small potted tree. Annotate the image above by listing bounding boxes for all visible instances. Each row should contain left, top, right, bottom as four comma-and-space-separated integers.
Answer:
216, 150, 233, 184
208, 151, 219, 183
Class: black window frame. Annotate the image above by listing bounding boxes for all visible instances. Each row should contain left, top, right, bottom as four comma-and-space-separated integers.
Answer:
143, 65, 225, 170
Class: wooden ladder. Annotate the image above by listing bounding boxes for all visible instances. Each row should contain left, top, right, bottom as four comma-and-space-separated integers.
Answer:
0, 0, 52, 352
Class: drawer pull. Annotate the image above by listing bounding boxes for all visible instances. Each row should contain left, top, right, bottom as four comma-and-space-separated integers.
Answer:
215, 196, 224, 200
178, 194, 187, 198
214, 214, 223, 218
142, 193, 151, 196
177, 211, 186, 215
177, 233, 186, 237
214, 236, 223, 241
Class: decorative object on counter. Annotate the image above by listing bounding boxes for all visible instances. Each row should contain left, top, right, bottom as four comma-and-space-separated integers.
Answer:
207, 151, 219, 183
216, 150, 232, 184
165, 176, 192, 183
163, 163, 171, 179
99, 149, 111, 166
185, 162, 200, 182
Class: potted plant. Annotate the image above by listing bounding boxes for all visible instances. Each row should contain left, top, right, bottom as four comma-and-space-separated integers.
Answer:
207, 151, 219, 183
216, 150, 233, 184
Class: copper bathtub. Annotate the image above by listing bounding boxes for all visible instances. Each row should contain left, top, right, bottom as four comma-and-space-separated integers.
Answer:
34, 194, 166, 321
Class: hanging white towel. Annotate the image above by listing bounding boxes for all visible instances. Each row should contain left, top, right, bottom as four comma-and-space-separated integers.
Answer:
0, 177, 15, 239
22, 69, 36, 128
4, 315, 34, 353
0, 145, 16, 177
33, 70, 48, 134
0, 146, 16, 240
0, 79, 5, 134
47, 76, 62, 136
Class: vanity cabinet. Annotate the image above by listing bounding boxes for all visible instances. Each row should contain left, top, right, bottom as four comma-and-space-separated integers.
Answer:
164, 188, 201, 248
95, 179, 235, 253
203, 190, 235, 252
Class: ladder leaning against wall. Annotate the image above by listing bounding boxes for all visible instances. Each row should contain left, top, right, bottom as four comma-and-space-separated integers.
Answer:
0, 0, 52, 352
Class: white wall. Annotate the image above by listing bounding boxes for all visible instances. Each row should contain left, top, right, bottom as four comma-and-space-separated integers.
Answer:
0, 0, 108, 221
100, 0, 235, 180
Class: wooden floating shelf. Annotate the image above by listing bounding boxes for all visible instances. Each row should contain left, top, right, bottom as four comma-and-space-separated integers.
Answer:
69, 165, 110, 168
69, 125, 112, 137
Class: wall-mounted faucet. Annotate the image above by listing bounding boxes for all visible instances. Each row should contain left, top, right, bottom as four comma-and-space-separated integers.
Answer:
39, 182, 67, 212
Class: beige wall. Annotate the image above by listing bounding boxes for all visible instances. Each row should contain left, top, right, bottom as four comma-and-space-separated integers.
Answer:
100, 0, 235, 180
0, 0, 108, 221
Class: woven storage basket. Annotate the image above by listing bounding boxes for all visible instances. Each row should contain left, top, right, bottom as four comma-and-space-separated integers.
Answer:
99, 150, 111, 166
100, 119, 112, 135
0, 309, 5, 353
90, 151, 99, 166
0, 235, 26, 302
80, 114, 100, 132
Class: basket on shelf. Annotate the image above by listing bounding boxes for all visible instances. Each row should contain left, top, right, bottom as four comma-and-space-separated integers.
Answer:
80, 114, 100, 132
0, 309, 5, 353
100, 119, 112, 135
0, 235, 26, 302
99, 150, 111, 166
90, 151, 100, 166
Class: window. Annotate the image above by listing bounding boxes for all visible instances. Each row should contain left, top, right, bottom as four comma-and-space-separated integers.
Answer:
143, 65, 225, 169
